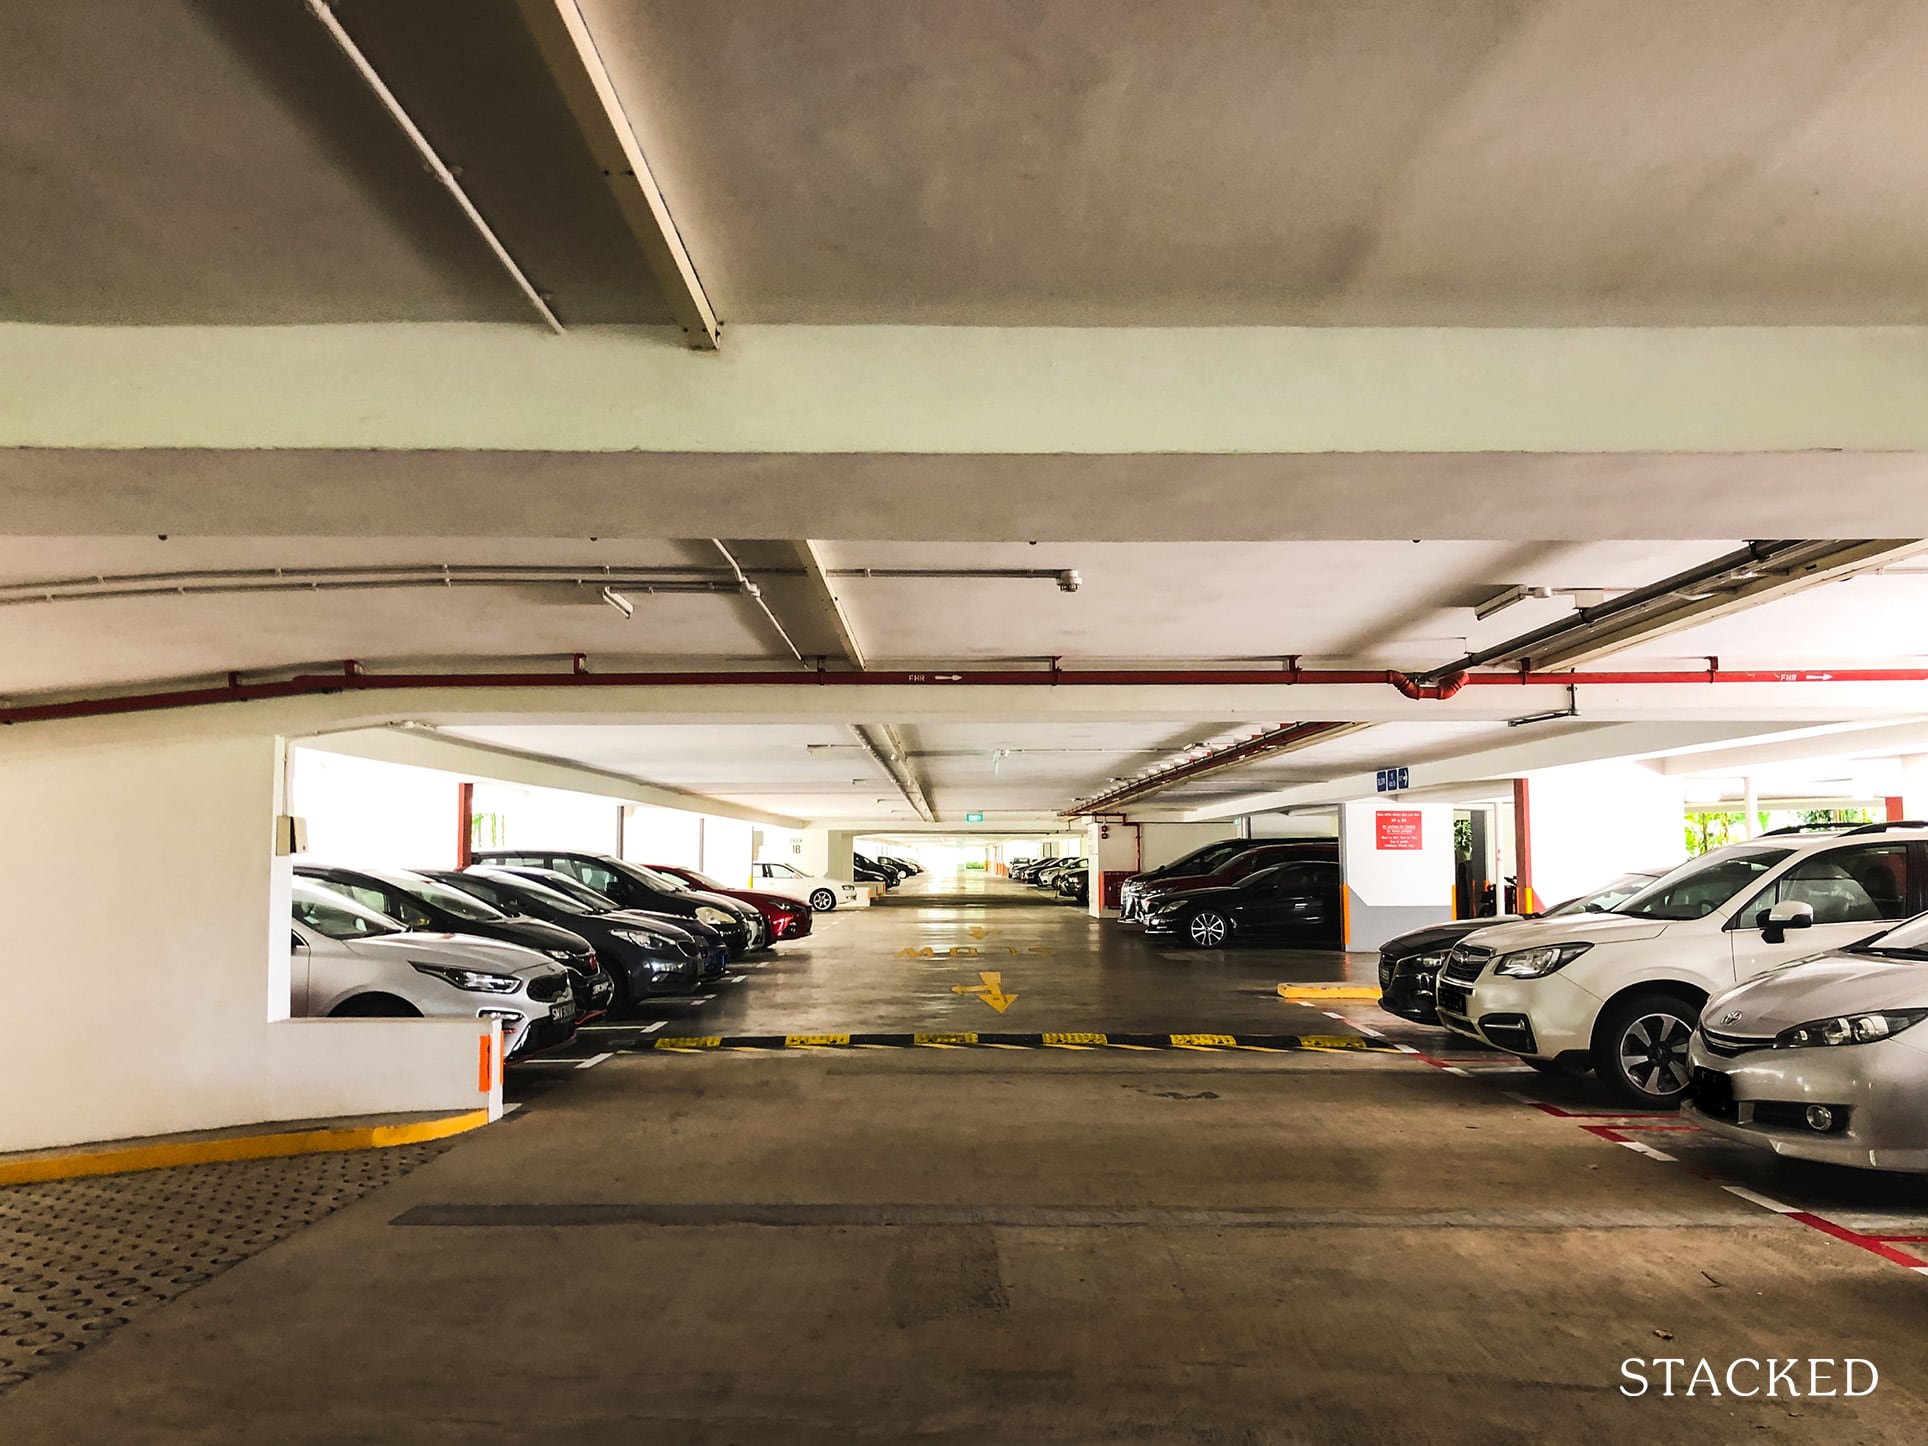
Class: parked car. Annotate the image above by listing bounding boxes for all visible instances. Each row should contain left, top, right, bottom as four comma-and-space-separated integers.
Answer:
881, 856, 923, 876
855, 853, 904, 886
1436, 823, 1928, 1105
852, 856, 893, 888
1118, 839, 1288, 921
1056, 869, 1089, 906
471, 850, 764, 958
1684, 910, 1928, 1171
296, 864, 614, 1020
750, 861, 862, 912
1032, 858, 1086, 889
648, 864, 813, 942
1378, 870, 1664, 1025
289, 880, 578, 1057
1143, 860, 1344, 947
480, 864, 729, 981
1127, 841, 1339, 920
422, 868, 702, 1009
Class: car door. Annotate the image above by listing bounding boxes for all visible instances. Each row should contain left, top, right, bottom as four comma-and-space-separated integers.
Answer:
289, 928, 314, 1014
1729, 842, 1917, 981
1235, 868, 1300, 932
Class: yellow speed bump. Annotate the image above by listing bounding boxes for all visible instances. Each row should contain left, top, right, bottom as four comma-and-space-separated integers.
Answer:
1277, 984, 1382, 1001
0, 1110, 490, 1188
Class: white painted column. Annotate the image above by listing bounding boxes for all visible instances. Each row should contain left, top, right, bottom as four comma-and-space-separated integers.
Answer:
1523, 761, 1686, 908
0, 726, 495, 1153
1741, 776, 1759, 838
1901, 756, 1928, 822
1086, 821, 1142, 918
1337, 799, 1454, 953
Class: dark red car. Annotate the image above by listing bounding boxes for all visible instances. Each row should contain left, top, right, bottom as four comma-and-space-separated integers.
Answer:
648, 865, 814, 943
1123, 840, 1339, 922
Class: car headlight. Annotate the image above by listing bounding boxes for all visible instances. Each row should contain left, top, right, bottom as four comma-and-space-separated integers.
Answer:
1402, 950, 1448, 973
411, 962, 520, 994
696, 906, 733, 926
543, 948, 580, 963
614, 927, 670, 949
643, 958, 687, 973
1491, 942, 1592, 979
1773, 1010, 1928, 1049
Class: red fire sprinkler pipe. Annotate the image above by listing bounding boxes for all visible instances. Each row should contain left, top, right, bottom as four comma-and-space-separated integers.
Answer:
1513, 777, 1535, 915
455, 781, 474, 868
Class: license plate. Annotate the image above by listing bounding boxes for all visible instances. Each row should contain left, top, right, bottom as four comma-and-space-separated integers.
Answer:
551, 1002, 574, 1021
1691, 1068, 1733, 1110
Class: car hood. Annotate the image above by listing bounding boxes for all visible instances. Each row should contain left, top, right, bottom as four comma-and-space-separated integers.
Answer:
1707, 953, 1928, 1034
607, 910, 717, 945
680, 889, 757, 921
1455, 913, 1672, 951
349, 932, 557, 974
485, 916, 594, 956
1382, 917, 1523, 957
1147, 884, 1244, 909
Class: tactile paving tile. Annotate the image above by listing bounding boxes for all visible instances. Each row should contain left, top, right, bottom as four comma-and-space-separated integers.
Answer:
0, 1143, 450, 1395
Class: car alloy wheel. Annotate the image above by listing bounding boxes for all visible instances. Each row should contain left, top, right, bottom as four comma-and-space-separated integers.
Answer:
1187, 911, 1229, 948
1591, 991, 1698, 1106
810, 889, 836, 911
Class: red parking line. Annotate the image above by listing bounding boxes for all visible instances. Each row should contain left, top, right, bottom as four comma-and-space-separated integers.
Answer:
1785, 1212, 1928, 1269
1528, 1101, 1676, 1119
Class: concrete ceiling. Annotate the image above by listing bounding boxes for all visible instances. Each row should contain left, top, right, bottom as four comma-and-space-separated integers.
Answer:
12, 1, 1928, 325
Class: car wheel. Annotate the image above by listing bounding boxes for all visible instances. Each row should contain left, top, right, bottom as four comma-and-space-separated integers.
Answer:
1186, 910, 1231, 948
330, 994, 421, 1018
1591, 992, 1697, 1107
810, 889, 836, 911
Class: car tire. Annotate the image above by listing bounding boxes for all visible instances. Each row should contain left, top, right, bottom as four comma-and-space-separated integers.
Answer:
1590, 991, 1698, 1107
1524, 1058, 1585, 1077
810, 889, 836, 912
331, 993, 422, 1018
1186, 910, 1231, 949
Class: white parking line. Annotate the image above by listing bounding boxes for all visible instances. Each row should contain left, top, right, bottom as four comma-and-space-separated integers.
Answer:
1722, 1184, 1796, 1214
637, 1020, 666, 1034
1618, 1139, 1677, 1163
575, 1052, 613, 1070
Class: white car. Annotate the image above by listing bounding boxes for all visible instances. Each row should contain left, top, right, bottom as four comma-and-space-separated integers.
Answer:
290, 880, 579, 1058
1684, 916, 1928, 1171
750, 861, 863, 912
1436, 824, 1927, 1106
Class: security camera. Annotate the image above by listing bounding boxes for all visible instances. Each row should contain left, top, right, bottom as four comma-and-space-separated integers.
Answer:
1057, 569, 1081, 593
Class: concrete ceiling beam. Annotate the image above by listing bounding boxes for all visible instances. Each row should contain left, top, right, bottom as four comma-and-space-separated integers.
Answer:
511, 0, 719, 347
11, 325, 1928, 455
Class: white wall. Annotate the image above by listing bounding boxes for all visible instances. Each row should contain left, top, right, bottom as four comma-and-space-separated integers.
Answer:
474, 781, 620, 854
292, 748, 459, 870
1245, 809, 1340, 839
1139, 822, 1240, 871
701, 817, 754, 887
619, 803, 703, 868
1525, 761, 1686, 908
1338, 799, 1455, 952
0, 728, 495, 1153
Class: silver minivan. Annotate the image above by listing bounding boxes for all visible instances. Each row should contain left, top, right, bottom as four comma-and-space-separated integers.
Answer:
290, 880, 578, 1058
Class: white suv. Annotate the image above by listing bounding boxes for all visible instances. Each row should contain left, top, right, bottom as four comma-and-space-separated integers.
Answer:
1435, 824, 1927, 1106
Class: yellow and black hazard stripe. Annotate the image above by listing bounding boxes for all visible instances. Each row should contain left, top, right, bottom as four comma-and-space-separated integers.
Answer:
632, 1031, 1397, 1054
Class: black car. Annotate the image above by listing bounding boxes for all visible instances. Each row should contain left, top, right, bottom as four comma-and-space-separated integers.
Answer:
423, 868, 704, 1010
1117, 839, 1282, 921
1055, 869, 1089, 906
295, 864, 615, 1019
1376, 869, 1665, 1024
471, 850, 762, 959
484, 865, 730, 982
852, 856, 892, 888
1141, 860, 1342, 948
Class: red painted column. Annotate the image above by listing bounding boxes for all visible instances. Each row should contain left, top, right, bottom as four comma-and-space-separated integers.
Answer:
456, 781, 474, 867
1512, 777, 1534, 914
1888, 795, 1907, 823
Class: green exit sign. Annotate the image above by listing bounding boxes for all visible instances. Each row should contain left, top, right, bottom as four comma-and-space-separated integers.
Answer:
965, 812, 984, 823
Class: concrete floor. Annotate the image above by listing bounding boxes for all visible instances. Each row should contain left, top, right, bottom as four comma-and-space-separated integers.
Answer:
5, 874, 1928, 1442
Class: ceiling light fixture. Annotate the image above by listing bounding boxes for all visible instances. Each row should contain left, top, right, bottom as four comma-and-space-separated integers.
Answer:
600, 586, 634, 619
1473, 584, 1552, 622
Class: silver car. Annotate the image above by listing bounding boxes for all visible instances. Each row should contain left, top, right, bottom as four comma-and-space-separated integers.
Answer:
1684, 910, 1928, 1172
290, 880, 578, 1059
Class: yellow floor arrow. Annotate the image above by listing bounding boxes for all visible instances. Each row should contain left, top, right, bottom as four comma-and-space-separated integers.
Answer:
968, 925, 990, 939
951, 970, 1017, 1013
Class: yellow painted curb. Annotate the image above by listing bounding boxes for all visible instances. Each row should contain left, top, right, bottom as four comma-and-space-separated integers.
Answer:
0, 1109, 492, 1187
1277, 984, 1382, 1001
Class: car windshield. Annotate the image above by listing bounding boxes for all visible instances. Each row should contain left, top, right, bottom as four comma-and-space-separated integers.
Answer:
765, 863, 802, 878
1853, 911, 1928, 957
292, 882, 403, 939
467, 872, 597, 917
507, 870, 618, 912
1168, 842, 1251, 874
1546, 872, 1660, 918
364, 868, 507, 921
668, 867, 727, 891
624, 863, 687, 892
1613, 848, 1792, 921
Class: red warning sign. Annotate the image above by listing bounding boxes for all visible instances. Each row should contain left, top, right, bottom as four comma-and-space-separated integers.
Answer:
1375, 810, 1423, 850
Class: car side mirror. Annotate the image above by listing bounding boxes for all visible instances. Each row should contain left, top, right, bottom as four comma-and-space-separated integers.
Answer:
1761, 899, 1814, 944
